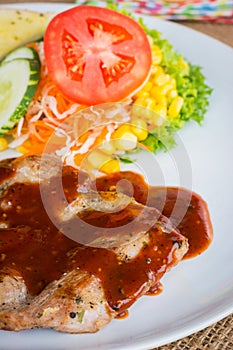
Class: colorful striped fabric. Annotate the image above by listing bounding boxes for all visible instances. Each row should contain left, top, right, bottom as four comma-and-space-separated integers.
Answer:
74, 0, 233, 23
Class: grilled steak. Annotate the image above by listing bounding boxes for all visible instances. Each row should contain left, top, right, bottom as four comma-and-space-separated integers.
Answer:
0, 155, 189, 333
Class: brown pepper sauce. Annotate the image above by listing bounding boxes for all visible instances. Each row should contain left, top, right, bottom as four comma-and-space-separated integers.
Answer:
94, 171, 213, 259
0, 167, 213, 315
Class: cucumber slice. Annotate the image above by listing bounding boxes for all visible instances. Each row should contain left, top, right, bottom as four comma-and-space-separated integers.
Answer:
2, 46, 39, 63
0, 58, 40, 135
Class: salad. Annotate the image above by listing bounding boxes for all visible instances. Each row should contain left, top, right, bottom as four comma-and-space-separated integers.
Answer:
0, 5, 212, 174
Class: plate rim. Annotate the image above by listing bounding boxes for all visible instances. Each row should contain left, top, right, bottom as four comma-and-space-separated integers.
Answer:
0, 3, 233, 349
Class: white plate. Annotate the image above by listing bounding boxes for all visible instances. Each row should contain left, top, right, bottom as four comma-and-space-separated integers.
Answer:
0, 3, 233, 350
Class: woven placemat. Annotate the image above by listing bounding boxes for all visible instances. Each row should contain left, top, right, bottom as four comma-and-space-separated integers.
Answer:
1, 1, 233, 348
156, 314, 233, 350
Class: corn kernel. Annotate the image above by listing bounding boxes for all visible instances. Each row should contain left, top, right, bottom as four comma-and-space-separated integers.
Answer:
130, 105, 143, 120
154, 73, 170, 87
99, 159, 120, 174
152, 55, 162, 66
131, 49, 181, 125
168, 89, 178, 100
115, 132, 137, 151
134, 90, 149, 99
16, 145, 28, 154
87, 150, 111, 168
160, 82, 174, 96
151, 86, 164, 100
147, 35, 154, 46
111, 124, 138, 150
151, 112, 165, 126
131, 105, 154, 122
144, 97, 156, 110
134, 97, 156, 110
144, 108, 156, 121
179, 59, 189, 72
159, 96, 168, 107
152, 66, 164, 77
99, 141, 115, 155
151, 44, 162, 53
142, 81, 153, 92
168, 96, 184, 118
130, 118, 147, 129
0, 138, 8, 152
130, 119, 148, 141
151, 45, 163, 65
152, 105, 167, 119
170, 78, 177, 88
134, 97, 146, 107
111, 124, 131, 139
150, 88, 167, 107
150, 66, 158, 76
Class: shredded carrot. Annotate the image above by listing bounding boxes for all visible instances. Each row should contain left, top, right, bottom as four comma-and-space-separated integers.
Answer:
11, 42, 138, 171
69, 126, 109, 167
74, 153, 86, 166
13, 42, 86, 156
17, 140, 46, 156
29, 121, 55, 142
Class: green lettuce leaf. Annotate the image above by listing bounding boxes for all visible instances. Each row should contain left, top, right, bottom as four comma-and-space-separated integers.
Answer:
139, 18, 213, 153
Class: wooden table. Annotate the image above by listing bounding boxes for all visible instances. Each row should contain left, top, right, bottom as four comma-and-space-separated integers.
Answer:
1, 1, 233, 349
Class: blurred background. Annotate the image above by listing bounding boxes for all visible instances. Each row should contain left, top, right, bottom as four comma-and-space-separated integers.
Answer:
4, 0, 232, 46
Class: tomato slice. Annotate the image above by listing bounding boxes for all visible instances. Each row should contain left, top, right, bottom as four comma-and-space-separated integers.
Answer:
44, 6, 152, 105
